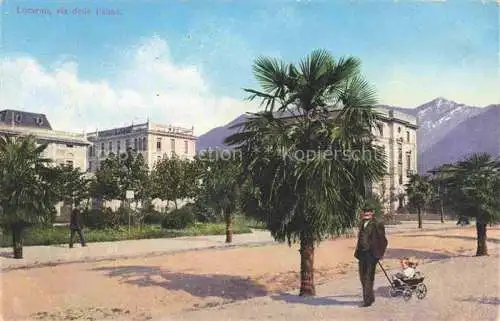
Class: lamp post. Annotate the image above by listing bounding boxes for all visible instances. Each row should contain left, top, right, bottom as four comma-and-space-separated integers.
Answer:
125, 190, 135, 235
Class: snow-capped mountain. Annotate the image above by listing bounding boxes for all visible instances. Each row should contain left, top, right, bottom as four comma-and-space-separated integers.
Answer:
196, 98, 500, 173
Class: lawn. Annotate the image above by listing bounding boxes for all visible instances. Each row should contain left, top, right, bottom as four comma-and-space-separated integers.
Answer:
0, 216, 264, 247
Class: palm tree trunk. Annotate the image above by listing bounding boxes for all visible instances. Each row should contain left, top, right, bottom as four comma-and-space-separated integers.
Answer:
12, 224, 24, 259
299, 234, 315, 296
224, 210, 233, 243
417, 207, 422, 229
475, 221, 488, 256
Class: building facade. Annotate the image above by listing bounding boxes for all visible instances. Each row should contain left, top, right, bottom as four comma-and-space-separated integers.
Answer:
86, 121, 197, 172
370, 108, 418, 213
0, 109, 91, 218
0, 109, 90, 170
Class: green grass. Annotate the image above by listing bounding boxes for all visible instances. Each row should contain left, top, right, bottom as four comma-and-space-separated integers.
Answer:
0, 220, 254, 247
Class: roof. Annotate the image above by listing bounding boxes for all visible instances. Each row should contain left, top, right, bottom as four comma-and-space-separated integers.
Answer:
0, 109, 53, 130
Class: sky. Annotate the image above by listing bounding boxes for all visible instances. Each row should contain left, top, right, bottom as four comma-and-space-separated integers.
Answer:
0, 0, 498, 135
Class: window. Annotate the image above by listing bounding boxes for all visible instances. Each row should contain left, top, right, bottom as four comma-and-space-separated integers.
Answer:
134, 138, 138, 151
100, 143, 105, 157
156, 137, 162, 152
184, 140, 188, 154
406, 152, 412, 170
406, 131, 410, 143
398, 146, 403, 164
117, 140, 121, 154
142, 137, 147, 151
138, 137, 142, 151
109, 141, 112, 152
399, 174, 403, 185
397, 126, 401, 133
36, 117, 44, 126
126, 139, 131, 150
88, 146, 94, 157
88, 161, 92, 172
66, 160, 74, 167
171, 138, 175, 153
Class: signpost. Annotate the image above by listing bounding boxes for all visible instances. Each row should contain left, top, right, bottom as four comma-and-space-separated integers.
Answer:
126, 190, 135, 235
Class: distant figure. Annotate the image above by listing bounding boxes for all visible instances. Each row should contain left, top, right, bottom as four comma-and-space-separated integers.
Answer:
456, 216, 470, 226
69, 208, 86, 248
354, 206, 388, 307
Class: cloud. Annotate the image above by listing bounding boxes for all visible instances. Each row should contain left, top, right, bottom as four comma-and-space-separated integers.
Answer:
0, 36, 258, 135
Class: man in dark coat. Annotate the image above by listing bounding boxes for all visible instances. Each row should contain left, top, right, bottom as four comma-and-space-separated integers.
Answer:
69, 208, 87, 248
354, 206, 388, 307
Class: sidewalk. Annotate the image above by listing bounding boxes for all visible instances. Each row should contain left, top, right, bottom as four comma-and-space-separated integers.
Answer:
163, 250, 499, 321
0, 221, 461, 270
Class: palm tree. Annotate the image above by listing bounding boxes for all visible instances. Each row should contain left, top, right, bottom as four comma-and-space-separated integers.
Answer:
0, 135, 57, 258
197, 150, 242, 243
441, 153, 500, 256
226, 50, 386, 296
405, 174, 432, 229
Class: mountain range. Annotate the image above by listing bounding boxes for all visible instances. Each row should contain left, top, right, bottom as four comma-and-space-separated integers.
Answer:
196, 98, 499, 174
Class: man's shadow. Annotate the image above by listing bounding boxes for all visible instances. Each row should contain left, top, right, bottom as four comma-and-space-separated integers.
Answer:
271, 293, 360, 306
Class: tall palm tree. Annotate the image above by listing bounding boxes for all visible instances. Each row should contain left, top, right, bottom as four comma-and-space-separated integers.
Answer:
442, 153, 500, 256
226, 50, 386, 296
0, 135, 57, 258
405, 174, 432, 229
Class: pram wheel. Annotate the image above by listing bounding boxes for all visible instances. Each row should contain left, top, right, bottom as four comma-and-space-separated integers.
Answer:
389, 287, 398, 297
403, 289, 412, 301
416, 283, 427, 299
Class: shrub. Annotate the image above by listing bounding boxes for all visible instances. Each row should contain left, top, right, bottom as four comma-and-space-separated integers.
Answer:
82, 208, 123, 229
143, 210, 164, 225
0, 222, 254, 247
161, 206, 195, 229
192, 199, 219, 223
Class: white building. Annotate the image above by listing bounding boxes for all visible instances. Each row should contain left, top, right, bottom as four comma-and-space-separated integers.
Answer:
0, 109, 90, 170
0, 109, 91, 217
370, 108, 418, 213
86, 121, 197, 172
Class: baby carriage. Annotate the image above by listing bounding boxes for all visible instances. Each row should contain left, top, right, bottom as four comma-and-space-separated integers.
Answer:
378, 261, 428, 301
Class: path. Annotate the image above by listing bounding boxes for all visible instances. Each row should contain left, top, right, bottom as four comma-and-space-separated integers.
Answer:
0, 221, 459, 270
163, 251, 500, 321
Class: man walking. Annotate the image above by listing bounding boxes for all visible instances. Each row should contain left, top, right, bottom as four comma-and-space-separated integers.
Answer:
69, 208, 87, 248
354, 206, 388, 307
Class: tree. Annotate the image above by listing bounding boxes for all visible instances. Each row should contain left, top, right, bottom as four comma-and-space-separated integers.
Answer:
90, 153, 121, 204
91, 150, 150, 210
226, 50, 386, 296
441, 153, 500, 256
197, 150, 242, 243
0, 135, 58, 258
52, 164, 91, 207
428, 163, 454, 223
150, 154, 195, 210
405, 174, 432, 229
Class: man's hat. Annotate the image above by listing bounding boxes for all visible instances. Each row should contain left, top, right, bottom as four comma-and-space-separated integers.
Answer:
362, 206, 374, 212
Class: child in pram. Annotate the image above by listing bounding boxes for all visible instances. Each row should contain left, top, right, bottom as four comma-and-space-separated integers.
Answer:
392, 257, 418, 286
